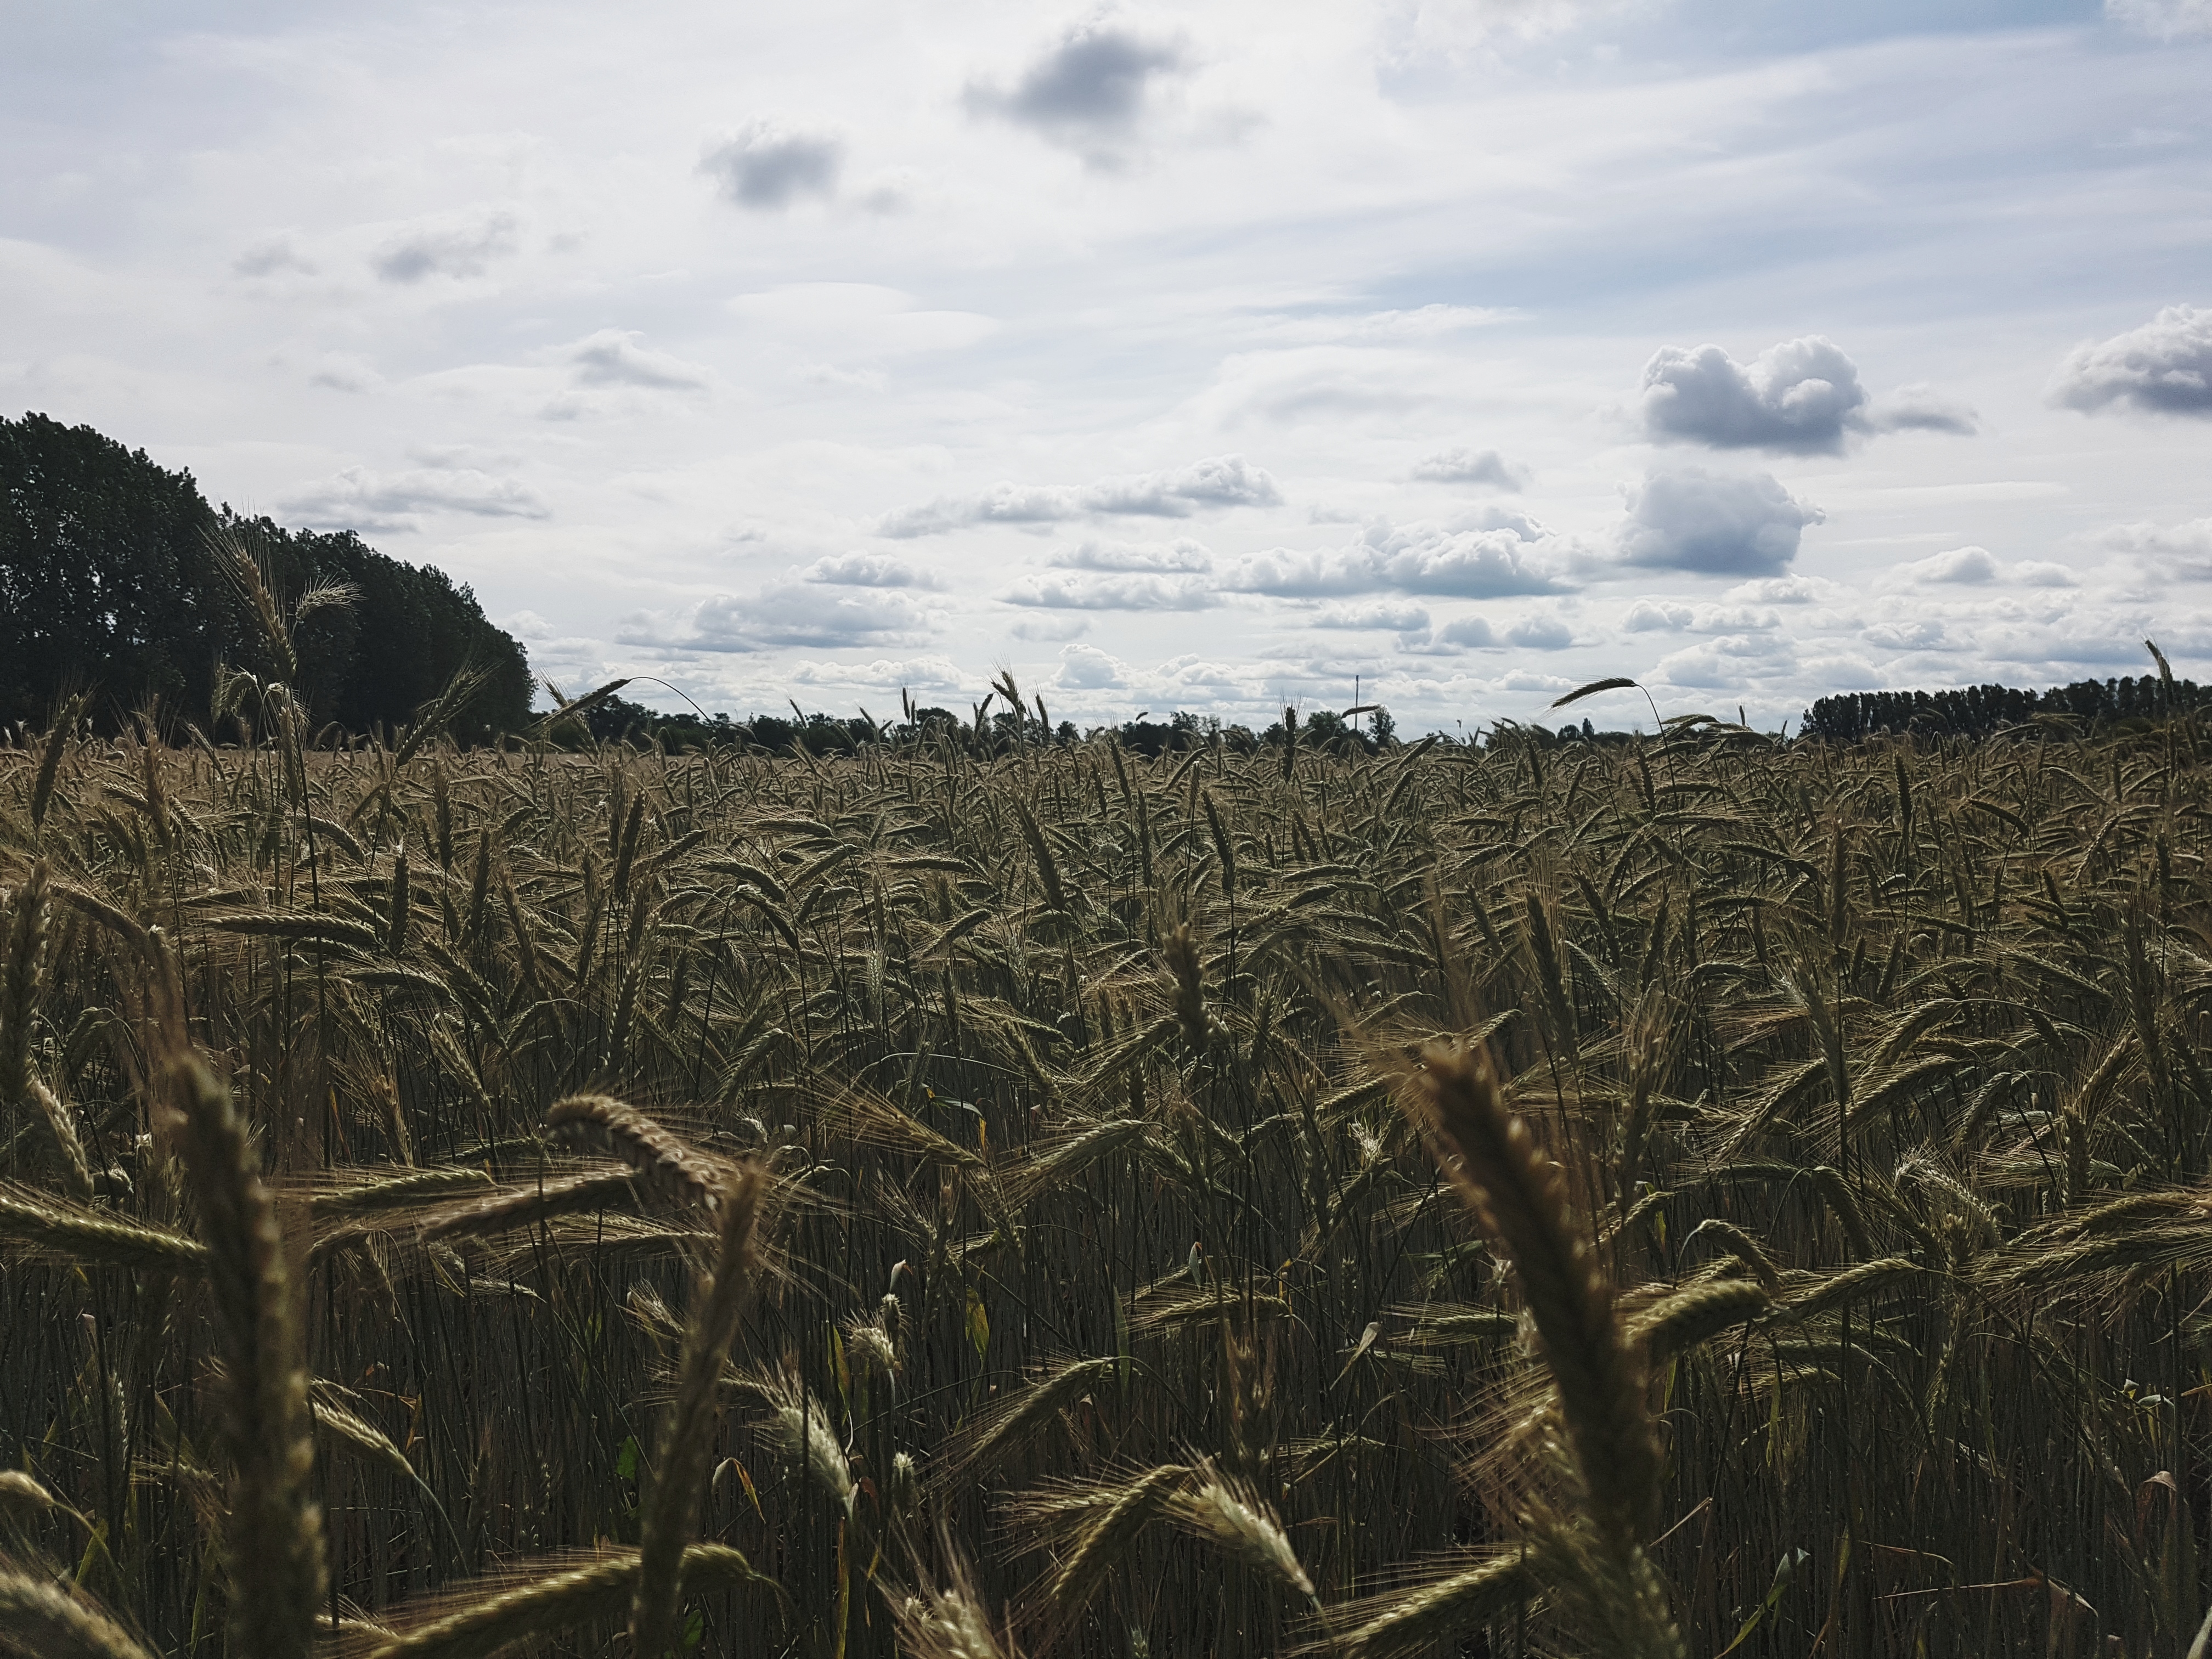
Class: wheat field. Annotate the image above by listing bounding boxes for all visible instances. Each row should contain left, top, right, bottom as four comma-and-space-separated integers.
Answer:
3, 669, 2209, 1657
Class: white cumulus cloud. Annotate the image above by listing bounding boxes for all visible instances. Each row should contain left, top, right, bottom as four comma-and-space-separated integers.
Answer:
1894, 545, 1999, 584
2050, 305, 2212, 416
1003, 572, 1219, 610
1410, 446, 1528, 489
626, 584, 929, 652
1051, 537, 1214, 573
1638, 336, 1870, 454
1228, 516, 1568, 599
1312, 599, 1431, 630
1613, 469, 1822, 576
1057, 642, 1128, 689
800, 552, 945, 589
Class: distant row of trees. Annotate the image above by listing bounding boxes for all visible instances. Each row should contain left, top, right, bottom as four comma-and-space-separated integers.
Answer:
1, 413, 532, 738
578, 676, 2206, 761
558, 692, 1414, 758
1800, 675, 2202, 742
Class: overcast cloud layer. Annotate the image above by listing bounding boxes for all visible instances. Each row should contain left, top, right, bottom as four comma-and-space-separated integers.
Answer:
5, 0, 2211, 731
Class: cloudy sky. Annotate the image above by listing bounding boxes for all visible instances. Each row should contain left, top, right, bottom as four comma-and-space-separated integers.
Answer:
7, 0, 2211, 732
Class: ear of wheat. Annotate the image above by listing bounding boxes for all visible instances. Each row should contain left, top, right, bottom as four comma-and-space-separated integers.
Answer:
160, 1052, 325, 1659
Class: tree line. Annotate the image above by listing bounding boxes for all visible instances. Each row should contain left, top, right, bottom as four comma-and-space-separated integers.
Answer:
562, 691, 1412, 758
1800, 674, 2203, 742
1, 413, 532, 738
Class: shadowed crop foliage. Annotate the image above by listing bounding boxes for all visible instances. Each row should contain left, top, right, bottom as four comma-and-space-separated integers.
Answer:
5, 685, 2212, 1657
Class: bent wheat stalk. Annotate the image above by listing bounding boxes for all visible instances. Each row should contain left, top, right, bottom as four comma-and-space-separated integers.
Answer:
0, 1565, 159, 1659
366, 1544, 775, 1659
543, 1095, 725, 1208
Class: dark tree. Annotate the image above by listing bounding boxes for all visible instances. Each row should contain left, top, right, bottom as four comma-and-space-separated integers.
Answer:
1801, 676, 2204, 742
220, 514, 532, 740
1, 412, 533, 739
0, 414, 230, 726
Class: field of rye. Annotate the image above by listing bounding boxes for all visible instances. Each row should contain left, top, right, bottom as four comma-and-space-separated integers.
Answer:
5, 663, 2212, 1658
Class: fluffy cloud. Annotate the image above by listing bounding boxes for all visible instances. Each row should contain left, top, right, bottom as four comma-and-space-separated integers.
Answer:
2050, 305, 2212, 416
1637, 341, 1975, 452
1506, 613, 1573, 650
1895, 545, 1998, 584
2101, 513, 2212, 572
1312, 599, 1431, 630
1410, 446, 1528, 489
1614, 469, 1822, 576
965, 22, 1183, 165
1638, 336, 1869, 454
787, 654, 964, 691
800, 552, 944, 589
699, 122, 844, 208
1623, 599, 1694, 632
1623, 599, 1782, 634
569, 330, 712, 390
1430, 616, 1499, 650
1724, 575, 1837, 606
1057, 642, 1128, 689
1885, 546, 2076, 589
1651, 631, 1799, 690
1392, 608, 1572, 655
1394, 616, 1493, 653
878, 456, 1278, 537
281, 465, 549, 533
1864, 618, 1963, 652
629, 584, 928, 652
370, 210, 519, 284
1003, 572, 1218, 610
1052, 537, 1213, 573
1228, 517, 1567, 599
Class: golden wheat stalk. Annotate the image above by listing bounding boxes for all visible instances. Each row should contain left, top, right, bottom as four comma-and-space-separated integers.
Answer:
1163, 1462, 1315, 1604
1011, 1463, 1189, 1639
1402, 1042, 1656, 1537
1291, 1553, 1536, 1659
1401, 1041, 1683, 1659
541, 1096, 725, 1207
26, 1081, 93, 1204
937, 1355, 1121, 1483
365, 1544, 775, 1659
161, 1052, 326, 1659
0, 1565, 159, 1659
891, 1538, 1014, 1659
630, 1164, 765, 1658
0, 1183, 210, 1274
1, 860, 48, 1124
